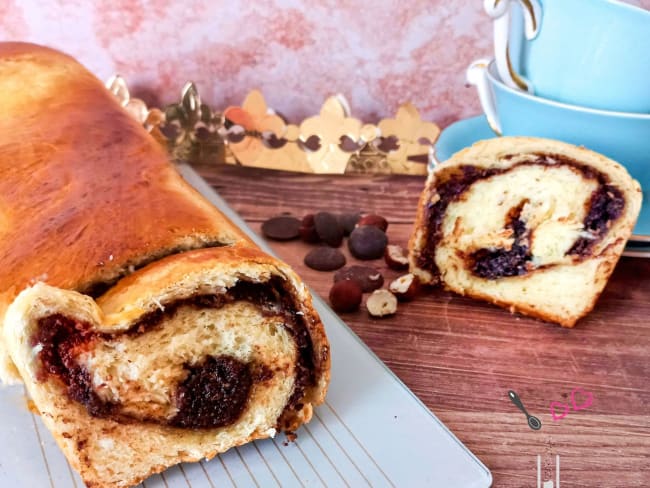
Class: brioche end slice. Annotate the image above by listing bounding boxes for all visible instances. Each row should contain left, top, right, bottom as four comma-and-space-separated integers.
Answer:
4, 246, 330, 488
409, 137, 642, 327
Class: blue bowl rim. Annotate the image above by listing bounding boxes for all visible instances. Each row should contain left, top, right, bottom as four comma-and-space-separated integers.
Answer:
485, 60, 650, 121
598, 0, 650, 18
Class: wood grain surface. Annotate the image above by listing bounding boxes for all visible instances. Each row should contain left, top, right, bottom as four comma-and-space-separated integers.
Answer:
196, 164, 650, 488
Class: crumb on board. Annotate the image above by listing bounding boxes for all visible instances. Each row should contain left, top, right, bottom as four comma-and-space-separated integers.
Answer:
283, 431, 298, 446
26, 398, 40, 415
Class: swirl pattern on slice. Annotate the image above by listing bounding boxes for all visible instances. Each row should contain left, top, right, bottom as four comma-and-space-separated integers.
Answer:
409, 137, 641, 327
6, 246, 330, 487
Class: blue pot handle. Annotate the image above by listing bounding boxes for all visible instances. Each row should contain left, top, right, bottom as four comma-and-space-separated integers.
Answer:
467, 59, 502, 136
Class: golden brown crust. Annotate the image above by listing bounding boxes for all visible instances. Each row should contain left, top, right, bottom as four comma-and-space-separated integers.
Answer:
0, 42, 254, 380
0, 42, 247, 300
408, 173, 440, 285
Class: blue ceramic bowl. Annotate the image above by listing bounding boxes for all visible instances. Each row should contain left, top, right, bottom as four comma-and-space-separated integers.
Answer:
467, 59, 650, 189
487, 0, 650, 113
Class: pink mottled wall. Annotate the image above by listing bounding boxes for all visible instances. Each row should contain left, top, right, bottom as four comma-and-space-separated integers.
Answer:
1, 0, 648, 127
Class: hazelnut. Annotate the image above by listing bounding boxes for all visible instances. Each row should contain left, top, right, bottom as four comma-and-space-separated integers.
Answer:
366, 289, 398, 317
384, 244, 409, 270
299, 214, 320, 243
357, 214, 388, 232
334, 265, 384, 292
388, 273, 420, 301
329, 280, 363, 313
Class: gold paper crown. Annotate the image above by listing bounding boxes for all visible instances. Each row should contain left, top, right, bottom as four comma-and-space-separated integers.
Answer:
106, 76, 440, 175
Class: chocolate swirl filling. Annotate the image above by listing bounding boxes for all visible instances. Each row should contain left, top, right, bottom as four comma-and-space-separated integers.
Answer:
31, 277, 316, 430
470, 200, 531, 279
417, 154, 626, 279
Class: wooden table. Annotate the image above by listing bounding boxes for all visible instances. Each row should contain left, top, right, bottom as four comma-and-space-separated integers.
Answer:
197, 164, 650, 488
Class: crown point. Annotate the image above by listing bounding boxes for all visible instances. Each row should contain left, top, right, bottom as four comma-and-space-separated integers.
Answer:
320, 95, 348, 118
360, 124, 379, 142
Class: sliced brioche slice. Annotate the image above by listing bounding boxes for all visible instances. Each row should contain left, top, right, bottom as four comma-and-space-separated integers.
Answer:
409, 137, 642, 327
3, 245, 330, 488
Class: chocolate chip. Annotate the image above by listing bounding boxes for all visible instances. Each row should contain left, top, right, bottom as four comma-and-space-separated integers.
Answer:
348, 226, 388, 260
337, 212, 361, 236
261, 216, 301, 241
304, 247, 346, 271
334, 266, 384, 292
314, 212, 344, 247
299, 214, 320, 243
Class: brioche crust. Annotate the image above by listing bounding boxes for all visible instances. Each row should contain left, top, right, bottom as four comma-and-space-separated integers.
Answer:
0, 43, 251, 382
409, 137, 642, 327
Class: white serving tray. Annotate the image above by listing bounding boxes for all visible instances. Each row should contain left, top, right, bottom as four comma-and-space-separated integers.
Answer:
0, 165, 492, 488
